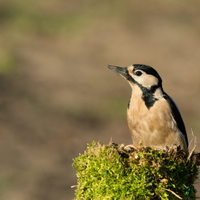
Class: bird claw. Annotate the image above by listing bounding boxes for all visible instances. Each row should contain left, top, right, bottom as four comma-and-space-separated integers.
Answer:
124, 144, 138, 153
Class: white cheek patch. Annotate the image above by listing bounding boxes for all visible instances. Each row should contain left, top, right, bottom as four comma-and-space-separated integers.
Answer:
129, 72, 159, 89
138, 74, 159, 88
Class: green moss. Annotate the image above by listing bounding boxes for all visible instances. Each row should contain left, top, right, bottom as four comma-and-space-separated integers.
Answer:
72, 142, 199, 199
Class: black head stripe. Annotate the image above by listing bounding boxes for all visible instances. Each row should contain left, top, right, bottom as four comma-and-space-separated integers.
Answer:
140, 84, 160, 109
128, 74, 160, 109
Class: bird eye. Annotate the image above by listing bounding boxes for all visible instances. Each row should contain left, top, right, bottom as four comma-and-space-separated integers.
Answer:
135, 71, 142, 76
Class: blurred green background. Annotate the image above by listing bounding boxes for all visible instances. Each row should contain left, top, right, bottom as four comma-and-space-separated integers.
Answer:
0, 0, 200, 199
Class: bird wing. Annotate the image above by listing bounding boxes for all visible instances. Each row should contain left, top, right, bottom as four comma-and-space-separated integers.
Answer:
163, 93, 188, 147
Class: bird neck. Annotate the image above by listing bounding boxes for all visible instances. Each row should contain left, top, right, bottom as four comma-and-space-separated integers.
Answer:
128, 84, 163, 110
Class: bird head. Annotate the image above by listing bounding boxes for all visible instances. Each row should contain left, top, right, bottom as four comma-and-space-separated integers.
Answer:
108, 64, 164, 109
108, 64, 162, 89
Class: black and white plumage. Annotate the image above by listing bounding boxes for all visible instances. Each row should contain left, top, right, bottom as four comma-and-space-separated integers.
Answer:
108, 64, 188, 151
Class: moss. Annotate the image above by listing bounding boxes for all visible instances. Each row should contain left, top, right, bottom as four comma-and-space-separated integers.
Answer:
72, 142, 199, 200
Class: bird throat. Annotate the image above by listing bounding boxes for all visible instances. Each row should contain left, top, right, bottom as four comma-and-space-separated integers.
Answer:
128, 80, 160, 110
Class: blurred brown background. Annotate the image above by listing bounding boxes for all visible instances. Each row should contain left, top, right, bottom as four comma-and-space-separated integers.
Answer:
0, 0, 200, 199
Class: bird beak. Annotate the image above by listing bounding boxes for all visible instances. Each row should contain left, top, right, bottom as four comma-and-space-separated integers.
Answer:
108, 65, 128, 79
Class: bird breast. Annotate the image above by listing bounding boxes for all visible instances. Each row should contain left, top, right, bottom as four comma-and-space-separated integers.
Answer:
127, 97, 175, 131
127, 93, 182, 148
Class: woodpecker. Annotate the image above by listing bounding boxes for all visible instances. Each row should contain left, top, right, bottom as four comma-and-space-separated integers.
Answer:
108, 64, 188, 151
